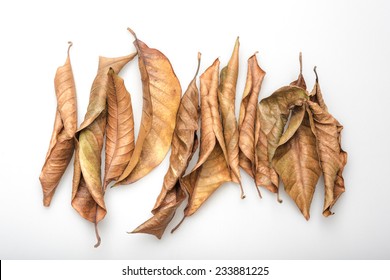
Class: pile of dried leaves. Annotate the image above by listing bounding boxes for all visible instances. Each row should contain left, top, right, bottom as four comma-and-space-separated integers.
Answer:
39, 29, 347, 247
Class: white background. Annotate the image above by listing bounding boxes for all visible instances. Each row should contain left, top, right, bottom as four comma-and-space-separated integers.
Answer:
0, 0, 389, 259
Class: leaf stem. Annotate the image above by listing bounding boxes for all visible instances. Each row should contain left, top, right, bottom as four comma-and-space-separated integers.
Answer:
94, 221, 101, 248
67, 41, 73, 56
299, 52, 303, 75
277, 189, 283, 203
313, 66, 319, 83
171, 216, 186, 233
256, 186, 262, 199
127, 27, 137, 40
194, 52, 202, 80
239, 182, 246, 199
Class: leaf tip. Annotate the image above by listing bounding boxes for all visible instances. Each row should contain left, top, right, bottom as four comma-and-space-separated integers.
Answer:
108, 67, 115, 76
323, 209, 334, 217
303, 211, 310, 221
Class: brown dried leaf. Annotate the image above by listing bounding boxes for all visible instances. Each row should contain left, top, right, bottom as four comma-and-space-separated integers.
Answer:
72, 53, 136, 247
132, 54, 201, 238
238, 53, 266, 183
178, 58, 231, 222
117, 29, 182, 185
39, 42, 77, 207
308, 69, 347, 216
255, 86, 308, 195
218, 37, 244, 198
272, 106, 321, 220
103, 69, 135, 189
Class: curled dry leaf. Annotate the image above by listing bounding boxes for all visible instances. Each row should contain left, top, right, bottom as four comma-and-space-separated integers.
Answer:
255, 86, 308, 195
39, 42, 77, 207
218, 37, 244, 198
272, 105, 321, 220
308, 68, 347, 217
103, 69, 135, 189
132, 53, 201, 239
271, 56, 322, 220
72, 53, 136, 247
177, 58, 231, 228
117, 28, 182, 185
238, 53, 266, 191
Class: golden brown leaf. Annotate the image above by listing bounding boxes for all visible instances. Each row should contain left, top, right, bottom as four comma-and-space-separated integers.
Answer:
272, 105, 321, 220
39, 42, 77, 207
117, 29, 182, 185
132, 54, 201, 238
218, 37, 244, 198
238, 53, 266, 185
103, 69, 135, 189
72, 53, 136, 247
177, 58, 231, 225
255, 86, 308, 195
308, 68, 347, 216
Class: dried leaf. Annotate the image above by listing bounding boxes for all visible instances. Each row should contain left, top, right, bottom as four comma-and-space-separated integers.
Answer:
178, 58, 231, 223
132, 54, 201, 239
103, 69, 135, 189
255, 86, 308, 194
117, 29, 182, 185
218, 37, 244, 198
308, 68, 347, 216
238, 53, 265, 184
72, 53, 136, 247
272, 105, 321, 220
39, 42, 77, 207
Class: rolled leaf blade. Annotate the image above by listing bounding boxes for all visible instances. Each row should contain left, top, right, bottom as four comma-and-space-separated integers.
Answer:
103, 69, 135, 189
39, 42, 77, 207
218, 37, 244, 198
